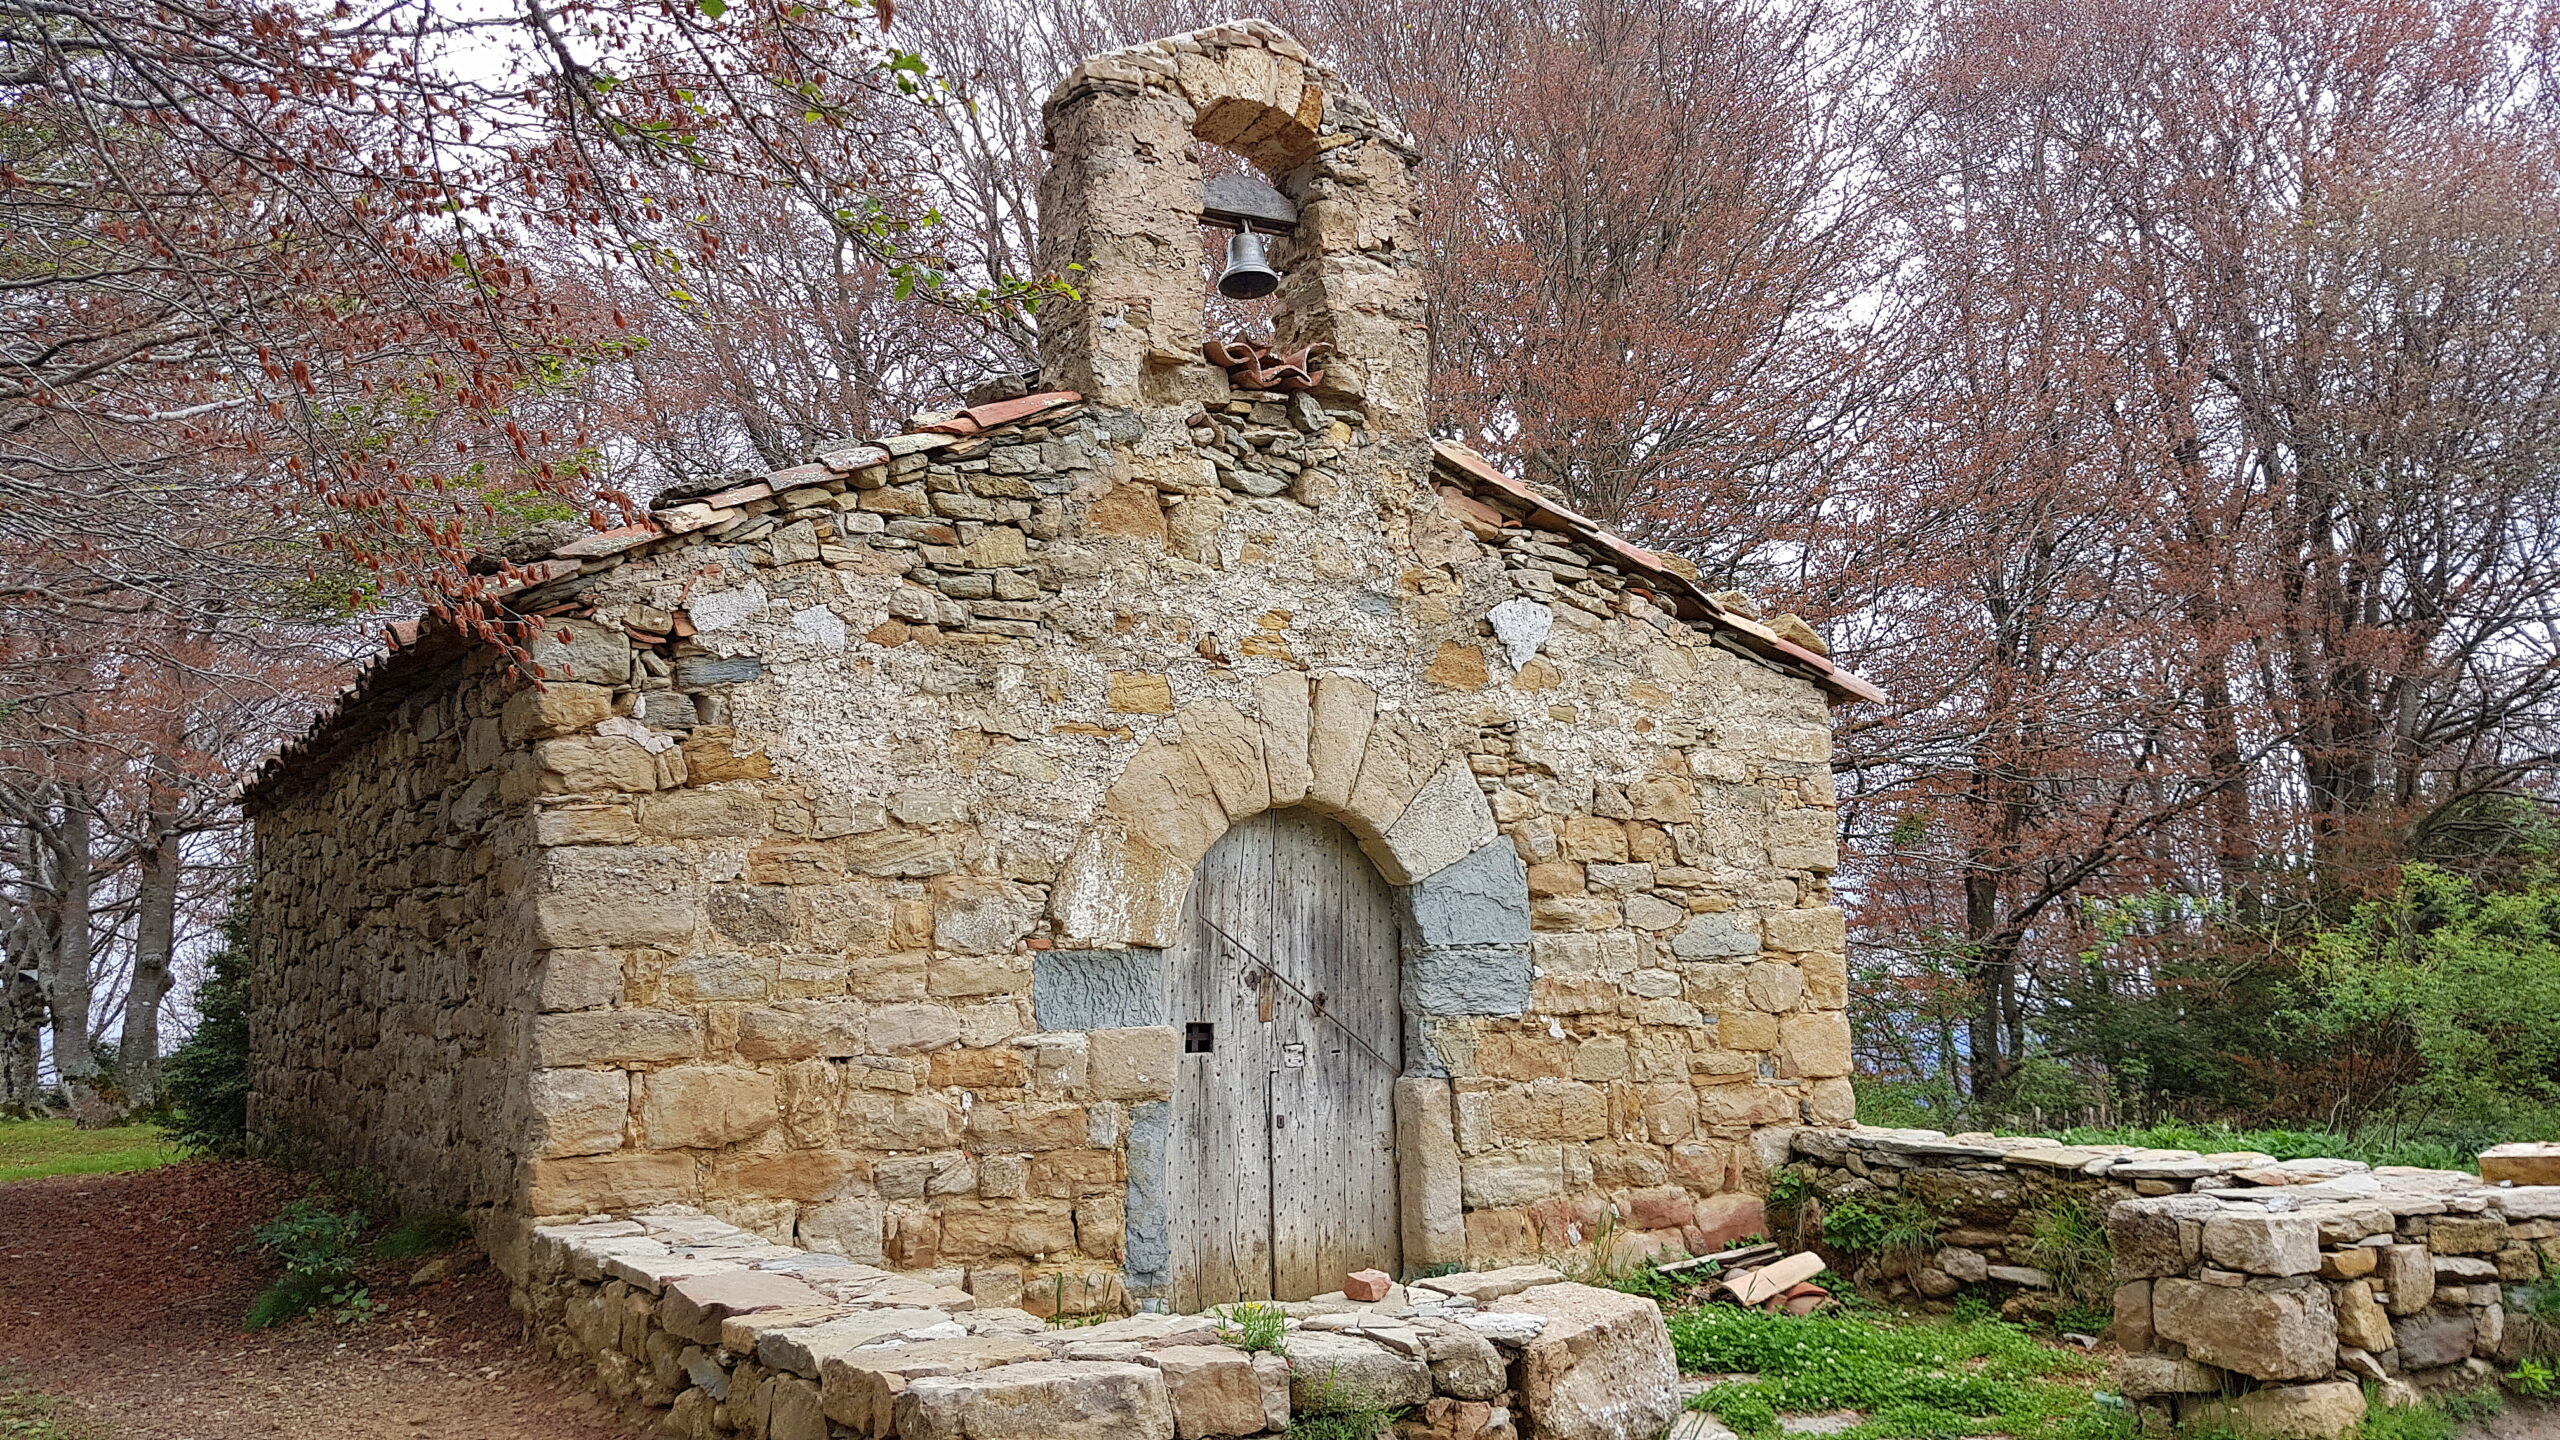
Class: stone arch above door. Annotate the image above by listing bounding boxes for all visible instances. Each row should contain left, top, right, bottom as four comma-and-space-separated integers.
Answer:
1051, 672, 1521, 952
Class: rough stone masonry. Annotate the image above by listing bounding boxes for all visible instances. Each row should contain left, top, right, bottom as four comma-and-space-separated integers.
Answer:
240, 18, 1882, 1326
1787, 1128, 2560, 1438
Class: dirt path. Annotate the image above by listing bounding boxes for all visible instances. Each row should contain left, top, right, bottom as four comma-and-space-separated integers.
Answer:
0, 1161, 639, 1440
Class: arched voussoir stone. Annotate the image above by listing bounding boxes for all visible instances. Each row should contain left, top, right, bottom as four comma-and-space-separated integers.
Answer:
1050, 679, 1499, 944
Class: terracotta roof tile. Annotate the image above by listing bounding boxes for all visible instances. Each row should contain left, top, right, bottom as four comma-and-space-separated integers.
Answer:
1427, 439, 1884, 707
942, 389, 1084, 432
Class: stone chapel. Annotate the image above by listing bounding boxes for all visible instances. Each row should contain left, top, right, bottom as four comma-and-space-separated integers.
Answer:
240, 18, 1880, 1316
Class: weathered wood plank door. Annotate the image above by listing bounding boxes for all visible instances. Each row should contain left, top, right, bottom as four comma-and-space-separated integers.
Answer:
1167, 809, 1402, 1310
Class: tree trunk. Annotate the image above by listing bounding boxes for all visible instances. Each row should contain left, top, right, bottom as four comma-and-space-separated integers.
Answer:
1964, 866, 2010, 1100
38, 793, 108, 1125
0, 953, 40, 1119
118, 818, 180, 1112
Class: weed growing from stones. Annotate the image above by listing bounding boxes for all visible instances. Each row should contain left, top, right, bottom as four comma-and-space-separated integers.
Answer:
1214, 1301, 1289, 1356
1818, 1193, 1940, 1262
2346, 1404, 2455, 1440
1284, 1369, 1405, 1439
1671, 1306, 2127, 1440
2023, 1200, 2112, 1312
2435, 1387, 2506, 1423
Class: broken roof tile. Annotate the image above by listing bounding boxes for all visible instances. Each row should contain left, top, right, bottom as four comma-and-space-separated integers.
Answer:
700, 481, 775, 510
924, 389, 1087, 435
552, 524, 658, 559
1436, 488, 1509, 530
820, 444, 888, 475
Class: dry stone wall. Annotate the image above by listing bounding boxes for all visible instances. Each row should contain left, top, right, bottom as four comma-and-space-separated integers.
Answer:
245, 654, 542, 1210
524, 1206, 1682, 1440
1787, 1126, 2560, 1437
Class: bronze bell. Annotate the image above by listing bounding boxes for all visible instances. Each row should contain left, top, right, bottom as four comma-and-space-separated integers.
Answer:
1216, 227, 1281, 300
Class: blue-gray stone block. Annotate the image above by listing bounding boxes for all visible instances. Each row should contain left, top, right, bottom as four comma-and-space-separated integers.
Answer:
674, 654, 765, 686
1123, 1100, 1171, 1289
1404, 841, 1531, 947
1032, 947, 1167, 1030
1408, 943, 1532, 1017
1671, 911, 1760, 958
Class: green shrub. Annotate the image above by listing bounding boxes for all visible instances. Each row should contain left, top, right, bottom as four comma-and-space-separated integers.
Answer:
375, 1211, 472, 1261
160, 909, 252, 1157
246, 1197, 378, 1327
2300, 863, 2560, 1125
1819, 1193, 1939, 1260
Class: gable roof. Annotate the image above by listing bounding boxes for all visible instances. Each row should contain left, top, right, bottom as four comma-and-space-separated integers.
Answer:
240, 396, 1879, 805
1427, 441, 1884, 705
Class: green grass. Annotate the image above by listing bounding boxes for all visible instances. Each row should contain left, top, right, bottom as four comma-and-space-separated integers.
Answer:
1672, 1306, 2131, 1440
2049, 1121, 2478, 1173
0, 1369, 85, 1440
0, 1118, 181, 1184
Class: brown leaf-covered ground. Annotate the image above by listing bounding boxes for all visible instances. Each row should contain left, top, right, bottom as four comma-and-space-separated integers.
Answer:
0, 1160, 640, 1440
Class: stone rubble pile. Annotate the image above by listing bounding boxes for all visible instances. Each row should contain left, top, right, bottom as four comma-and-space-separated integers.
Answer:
1791, 1127, 2560, 1437
525, 1208, 1684, 1440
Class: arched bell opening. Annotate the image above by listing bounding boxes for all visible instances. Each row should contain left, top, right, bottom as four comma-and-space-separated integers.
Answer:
1033, 25, 1427, 434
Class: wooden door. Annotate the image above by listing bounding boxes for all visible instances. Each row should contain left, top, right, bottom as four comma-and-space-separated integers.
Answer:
1166, 809, 1402, 1310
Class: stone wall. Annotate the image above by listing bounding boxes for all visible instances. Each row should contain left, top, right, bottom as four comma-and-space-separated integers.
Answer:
524, 1206, 1682, 1440
243, 19, 1873, 1306
244, 650, 542, 1211
470, 384, 1855, 1304
1787, 1126, 2560, 1436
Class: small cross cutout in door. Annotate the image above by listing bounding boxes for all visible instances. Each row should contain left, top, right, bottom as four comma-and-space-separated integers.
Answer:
1184, 1022, 1215, 1053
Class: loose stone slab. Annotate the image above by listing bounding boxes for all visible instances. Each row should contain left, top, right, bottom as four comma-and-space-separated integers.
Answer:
756, 1308, 951, 1376
1414, 1265, 1566, 1304
1282, 1331, 1431, 1410
890, 1358, 1173, 1440
659, 1269, 830, 1345
2481, 1142, 2560, 1187
821, 1336, 1057, 1432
